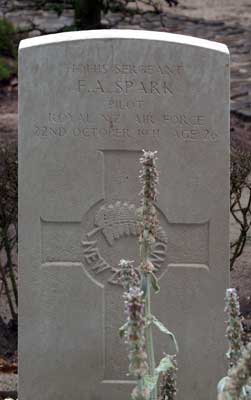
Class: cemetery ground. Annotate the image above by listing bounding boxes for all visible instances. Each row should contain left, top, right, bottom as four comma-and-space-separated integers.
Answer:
0, 0, 250, 398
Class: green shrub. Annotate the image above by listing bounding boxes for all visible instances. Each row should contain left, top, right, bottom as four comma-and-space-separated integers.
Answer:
0, 56, 17, 81
0, 18, 16, 57
48, 3, 64, 16
0, 58, 12, 81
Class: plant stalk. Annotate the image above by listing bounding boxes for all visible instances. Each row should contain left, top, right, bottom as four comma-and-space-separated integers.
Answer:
4, 236, 18, 306
0, 257, 16, 320
145, 273, 157, 400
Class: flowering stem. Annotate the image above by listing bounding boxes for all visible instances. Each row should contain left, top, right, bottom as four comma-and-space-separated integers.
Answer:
140, 210, 156, 400
225, 343, 251, 399
139, 245, 157, 394
225, 288, 243, 371
145, 274, 157, 400
138, 150, 159, 400
140, 239, 157, 400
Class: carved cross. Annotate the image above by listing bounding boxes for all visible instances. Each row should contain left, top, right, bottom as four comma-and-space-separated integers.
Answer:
40, 149, 209, 382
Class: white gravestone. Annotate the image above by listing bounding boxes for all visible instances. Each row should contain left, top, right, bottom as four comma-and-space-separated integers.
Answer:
19, 30, 229, 400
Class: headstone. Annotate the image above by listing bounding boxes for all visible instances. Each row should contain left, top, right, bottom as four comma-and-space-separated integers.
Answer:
19, 30, 229, 400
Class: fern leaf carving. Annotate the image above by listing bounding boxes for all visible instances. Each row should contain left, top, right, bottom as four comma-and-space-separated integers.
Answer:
90, 201, 168, 246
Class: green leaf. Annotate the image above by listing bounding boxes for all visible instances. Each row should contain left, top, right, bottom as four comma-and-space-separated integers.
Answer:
150, 272, 160, 293
155, 355, 175, 374
217, 377, 228, 393
242, 385, 251, 399
141, 373, 159, 392
152, 316, 179, 353
119, 322, 128, 338
217, 377, 233, 400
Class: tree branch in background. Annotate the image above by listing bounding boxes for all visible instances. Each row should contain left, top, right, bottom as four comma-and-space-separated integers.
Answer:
165, 0, 178, 6
230, 148, 251, 270
0, 142, 18, 320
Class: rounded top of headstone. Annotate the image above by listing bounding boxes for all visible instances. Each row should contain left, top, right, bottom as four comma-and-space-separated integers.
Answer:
19, 29, 229, 54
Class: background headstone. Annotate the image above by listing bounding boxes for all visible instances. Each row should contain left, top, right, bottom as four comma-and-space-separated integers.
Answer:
19, 30, 229, 400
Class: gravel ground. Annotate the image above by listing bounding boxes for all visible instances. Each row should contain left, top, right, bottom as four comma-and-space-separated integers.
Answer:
164, 0, 251, 27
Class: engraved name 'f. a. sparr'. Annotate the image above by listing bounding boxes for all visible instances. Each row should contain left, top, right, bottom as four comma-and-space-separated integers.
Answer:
78, 79, 173, 95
